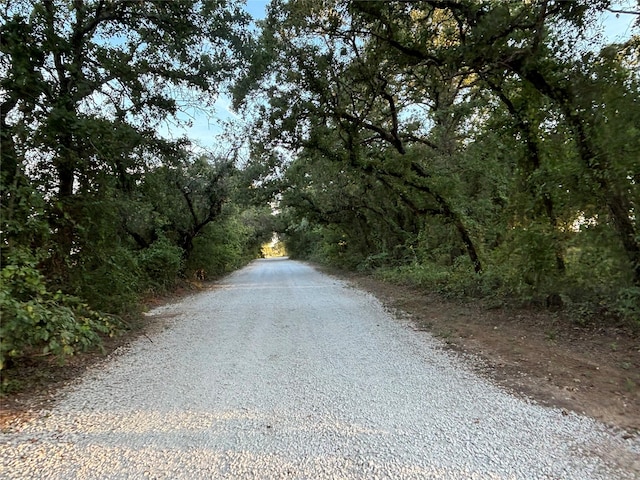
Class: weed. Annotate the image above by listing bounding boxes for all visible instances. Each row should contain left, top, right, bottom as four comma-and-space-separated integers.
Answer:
1, 377, 24, 395
437, 328, 454, 340
624, 378, 636, 392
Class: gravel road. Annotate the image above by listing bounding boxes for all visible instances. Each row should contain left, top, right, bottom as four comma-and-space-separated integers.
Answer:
2, 258, 639, 479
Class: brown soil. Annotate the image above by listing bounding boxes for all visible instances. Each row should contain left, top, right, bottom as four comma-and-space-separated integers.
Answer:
2, 274, 639, 438
339, 272, 640, 436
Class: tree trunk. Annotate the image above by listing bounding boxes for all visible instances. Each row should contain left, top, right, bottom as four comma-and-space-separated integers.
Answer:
509, 64, 639, 284
483, 77, 566, 273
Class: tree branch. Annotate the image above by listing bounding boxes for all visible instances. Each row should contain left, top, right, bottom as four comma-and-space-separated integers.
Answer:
605, 8, 640, 16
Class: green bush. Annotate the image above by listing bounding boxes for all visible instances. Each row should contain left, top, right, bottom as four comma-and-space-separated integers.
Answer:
374, 263, 451, 290
138, 238, 184, 291
613, 287, 640, 327
0, 251, 121, 374
360, 252, 393, 272
185, 219, 253, 279
72, 245, 141, 314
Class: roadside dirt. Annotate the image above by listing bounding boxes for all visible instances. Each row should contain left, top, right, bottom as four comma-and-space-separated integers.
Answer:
2, 273, 639, 437
339, 272, 640, 435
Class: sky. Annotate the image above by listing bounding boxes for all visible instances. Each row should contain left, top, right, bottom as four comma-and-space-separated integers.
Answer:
163, 1, 638, 156
601, 4, 638, 42
158, 0, 269, 155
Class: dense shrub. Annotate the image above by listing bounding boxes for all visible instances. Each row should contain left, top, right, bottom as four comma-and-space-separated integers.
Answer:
138, 238, 184, 292
70, 246, 141, 314
185, 216, 259, 280
614, 288, 640, 326
0, 251, 122, 374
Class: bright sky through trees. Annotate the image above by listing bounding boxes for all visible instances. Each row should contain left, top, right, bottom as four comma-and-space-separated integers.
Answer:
160, 0, 270, 153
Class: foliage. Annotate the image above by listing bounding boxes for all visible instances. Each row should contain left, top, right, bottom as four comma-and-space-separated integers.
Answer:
0, 251, 122, 373
0, 1, 268, 378
614, 288, 640, 326
184, 206, 274, 279
2, 0, 639, 380
262, 240, 287, 258
137, 238, 184, 293
71, 245, 142, 315
234, 0, 640, 326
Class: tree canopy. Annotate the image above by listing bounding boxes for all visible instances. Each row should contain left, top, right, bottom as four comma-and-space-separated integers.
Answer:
0, 0, 272, 375
2, 0, 639, 382
234, 0, 640, 322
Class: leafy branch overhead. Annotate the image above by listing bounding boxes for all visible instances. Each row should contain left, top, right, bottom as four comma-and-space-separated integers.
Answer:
235, 0, 640, 318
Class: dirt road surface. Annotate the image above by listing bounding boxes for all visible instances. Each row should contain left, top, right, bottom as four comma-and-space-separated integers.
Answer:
1, 259, 638, 479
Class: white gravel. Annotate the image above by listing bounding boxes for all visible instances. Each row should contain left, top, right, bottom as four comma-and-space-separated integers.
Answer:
1, 258, 638, 479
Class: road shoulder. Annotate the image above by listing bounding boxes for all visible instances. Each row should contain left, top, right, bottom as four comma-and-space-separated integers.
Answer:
332, 271, 640, 436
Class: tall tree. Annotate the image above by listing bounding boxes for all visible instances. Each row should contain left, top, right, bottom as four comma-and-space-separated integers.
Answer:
235, 0, 486, 272
1, 0, 251, 268
350, 0, 640, 284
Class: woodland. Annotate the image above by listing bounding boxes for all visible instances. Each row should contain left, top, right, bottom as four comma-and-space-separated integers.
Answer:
1, 0, 639, 387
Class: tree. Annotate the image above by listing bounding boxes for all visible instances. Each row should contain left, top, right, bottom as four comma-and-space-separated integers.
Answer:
349, 0, 640, 285
232, 0, 639, 320
0, 0, 255, 373
134, 155, 235, 256
234, 0, 486, 272
1, 0, 250, 267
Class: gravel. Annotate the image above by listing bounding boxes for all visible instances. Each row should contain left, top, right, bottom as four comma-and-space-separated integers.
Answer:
2, 258, 639, 479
